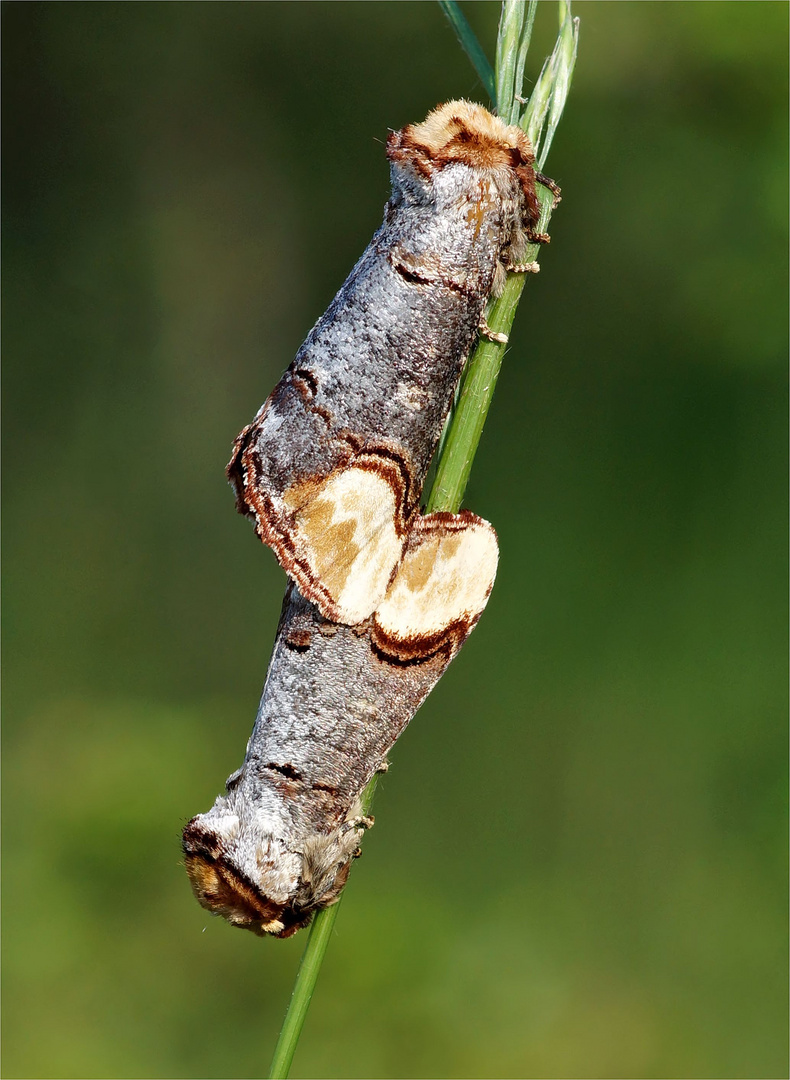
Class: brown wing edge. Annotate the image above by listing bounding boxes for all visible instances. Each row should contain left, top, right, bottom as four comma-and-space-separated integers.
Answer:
227, 425, 418, 625
182, 818, 353, 939
370, 509, 499, 663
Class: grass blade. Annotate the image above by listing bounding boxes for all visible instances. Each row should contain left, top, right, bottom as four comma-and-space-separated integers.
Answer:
495, 0, 525, 117
268, 903, 339, 1079
438, 0, 496, 104
267, 775, 377, 1079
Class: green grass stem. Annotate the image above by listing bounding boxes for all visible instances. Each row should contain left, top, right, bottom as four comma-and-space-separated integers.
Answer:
267, 776, 377, 1080
268, 900, 338, 1079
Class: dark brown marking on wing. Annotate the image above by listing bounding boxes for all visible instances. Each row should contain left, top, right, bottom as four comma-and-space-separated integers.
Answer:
312, 403, 333, 427
291, 367, 318, 398
265, 762, 303, 781
390, 253, 476, 298
283, 627, 312, 652
369, 622, 464, 666
336, 430, 364, 453
311, 780, 339, 795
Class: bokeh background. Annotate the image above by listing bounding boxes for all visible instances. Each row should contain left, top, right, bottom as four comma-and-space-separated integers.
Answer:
3, 3, 787, 1078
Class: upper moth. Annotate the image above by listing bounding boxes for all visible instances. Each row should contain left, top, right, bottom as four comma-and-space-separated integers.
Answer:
228, 100, 558, 625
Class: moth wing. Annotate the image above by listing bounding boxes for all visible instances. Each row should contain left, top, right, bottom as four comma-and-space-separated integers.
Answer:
277, 461, 409, 624
228, 374, 416, 624
372, 510, 498, 661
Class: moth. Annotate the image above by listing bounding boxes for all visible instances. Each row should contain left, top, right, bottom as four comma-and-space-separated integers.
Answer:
228, 100, 558, 625
183, 512, 498, 936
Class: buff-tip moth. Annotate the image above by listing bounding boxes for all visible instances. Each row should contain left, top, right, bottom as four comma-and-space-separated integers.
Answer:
183, 510, 497, 937
183, 101, 558, 935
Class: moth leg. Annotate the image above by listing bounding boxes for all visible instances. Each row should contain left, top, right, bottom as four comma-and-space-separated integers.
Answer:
506, 260, 540, 275
478, 316, 509, 345
342, 815, 375, 833
375, 758, 390, 775
535, 171, 562, 209
525, 228, 551, 245
342, 815, 373, 860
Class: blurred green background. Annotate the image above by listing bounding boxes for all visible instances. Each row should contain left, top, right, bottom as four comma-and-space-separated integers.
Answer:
3, 3, 787, 1078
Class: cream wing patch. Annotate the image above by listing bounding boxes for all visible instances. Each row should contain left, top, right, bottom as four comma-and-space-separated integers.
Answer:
283, 466, 406, 624
373, 512, 498, 657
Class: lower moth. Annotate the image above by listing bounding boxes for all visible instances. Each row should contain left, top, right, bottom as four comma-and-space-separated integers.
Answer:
184, 513, 497, 936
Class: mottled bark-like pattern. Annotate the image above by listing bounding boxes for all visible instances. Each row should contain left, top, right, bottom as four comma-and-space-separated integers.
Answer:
183, 103, 555, 936
227, 101, 545, 623
183, 585, 456, 937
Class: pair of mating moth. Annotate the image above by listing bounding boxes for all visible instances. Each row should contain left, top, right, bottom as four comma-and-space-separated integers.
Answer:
183, 101, 559, 937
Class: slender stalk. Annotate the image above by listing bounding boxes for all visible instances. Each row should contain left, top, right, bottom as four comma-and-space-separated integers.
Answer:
438, 0, 496, 104
267, 5, 578, 1076
496, 0, 527, 120
268, 777, 376, 1080
268, 899, 338, 1079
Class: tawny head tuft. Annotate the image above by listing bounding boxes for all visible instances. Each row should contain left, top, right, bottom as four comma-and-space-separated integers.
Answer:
388, 99, 535, 173
385, 100, 544, 264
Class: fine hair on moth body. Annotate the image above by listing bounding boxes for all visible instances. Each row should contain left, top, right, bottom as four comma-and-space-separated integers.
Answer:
184, 101, 558, 936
